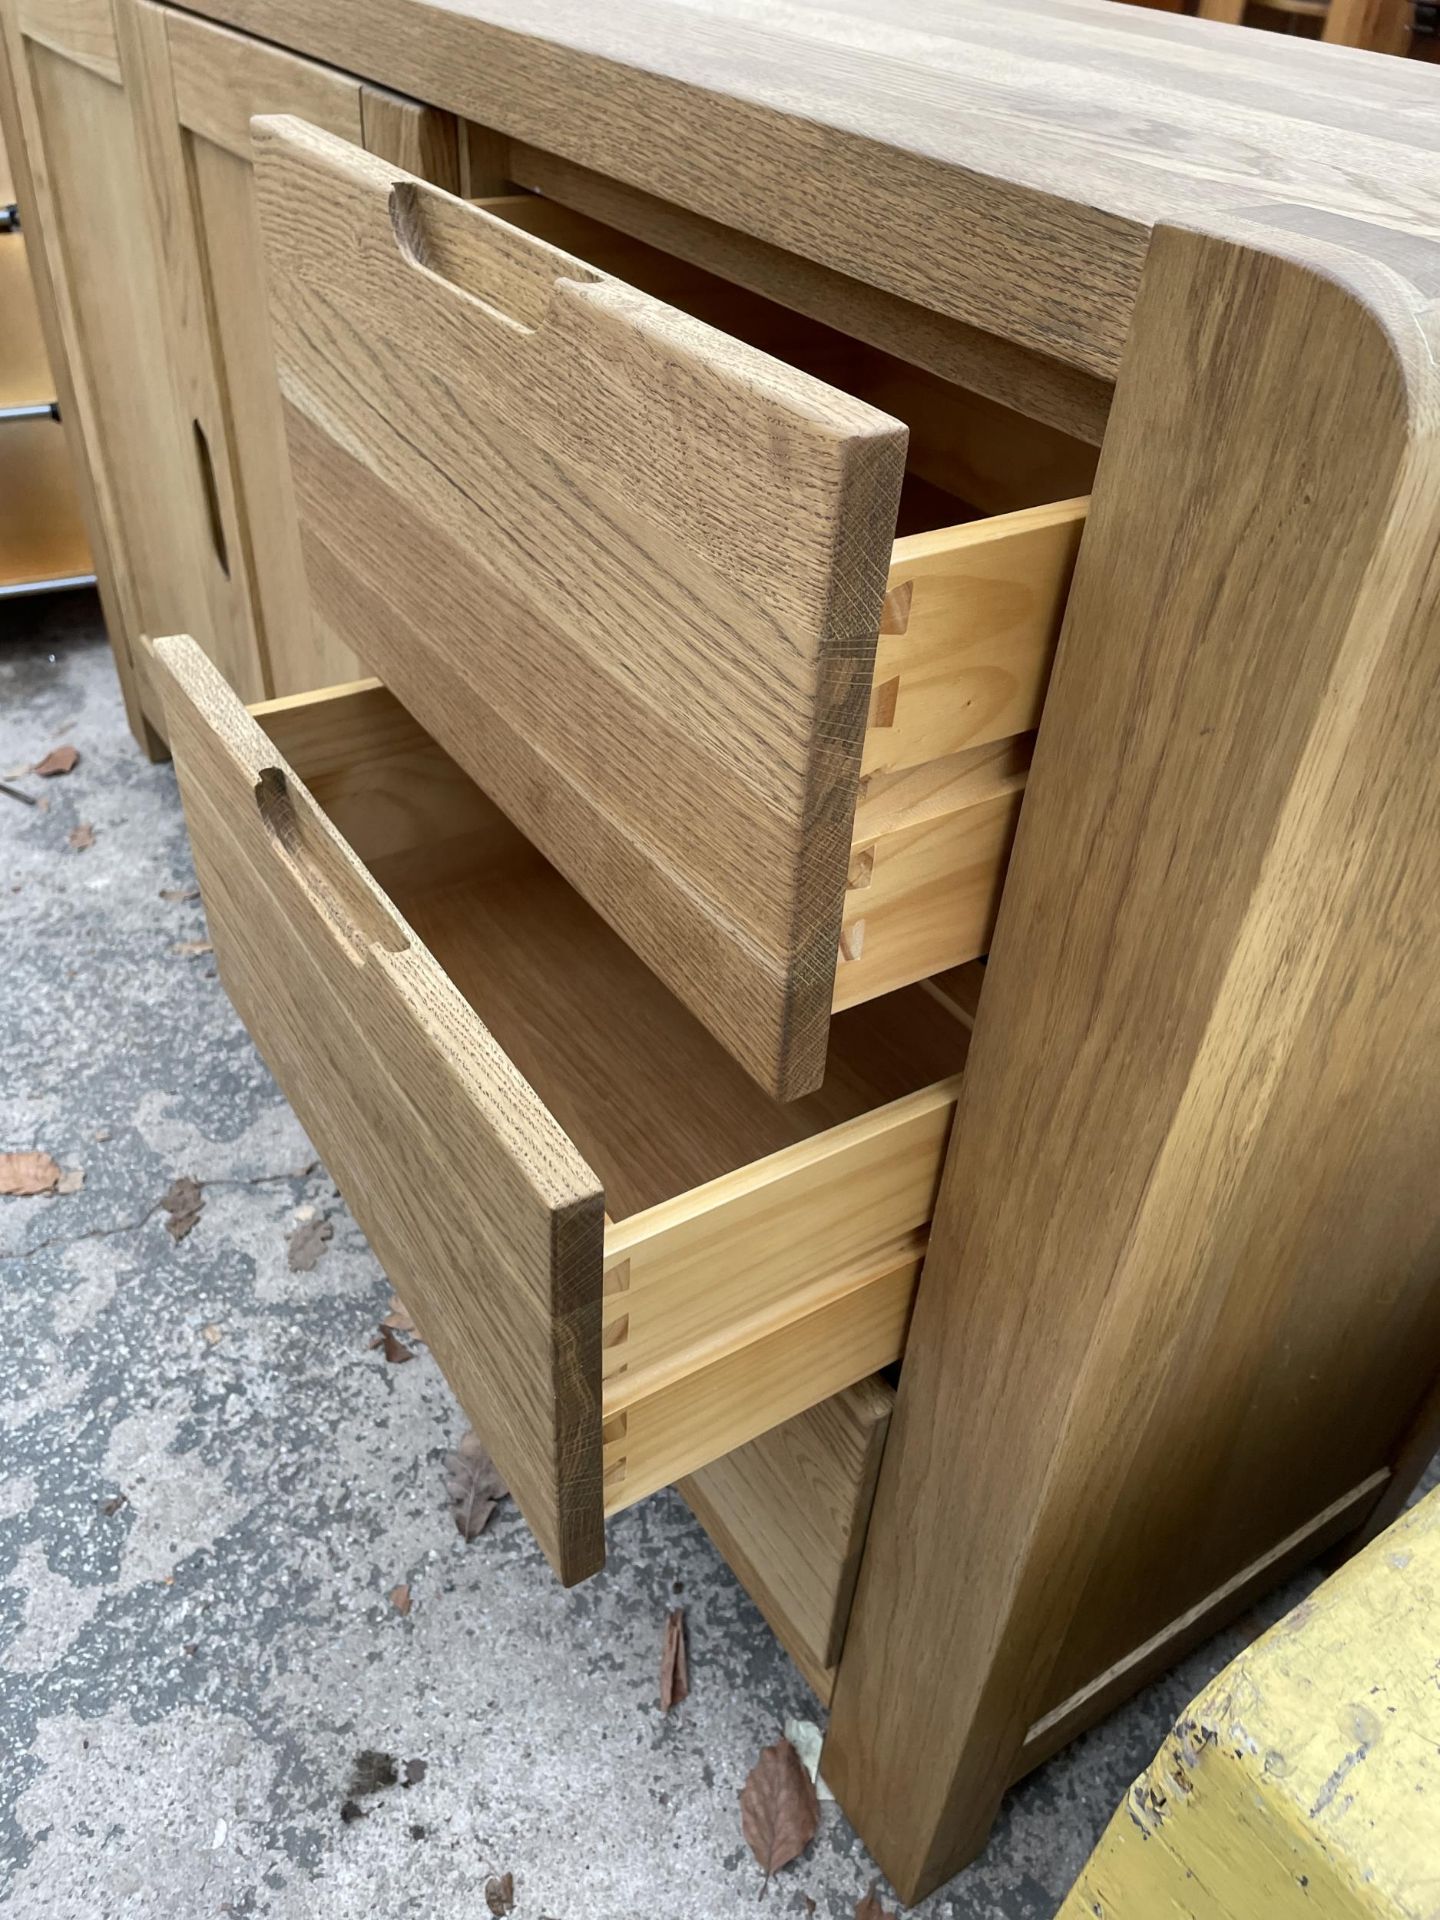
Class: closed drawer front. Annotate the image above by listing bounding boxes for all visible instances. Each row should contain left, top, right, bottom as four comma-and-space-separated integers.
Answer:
681, 1375, 894, 1704
156, 640, 974, 1585
251, 116, 1089, 1099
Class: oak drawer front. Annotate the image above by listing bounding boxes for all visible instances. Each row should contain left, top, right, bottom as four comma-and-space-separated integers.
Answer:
156, 641, 971, 1585
252, 114, 907, 1103
681, 1376, 893, 1704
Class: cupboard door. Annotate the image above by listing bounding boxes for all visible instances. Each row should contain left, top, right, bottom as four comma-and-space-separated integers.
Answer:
124, 0, 461, 698
0, 0, 250, 724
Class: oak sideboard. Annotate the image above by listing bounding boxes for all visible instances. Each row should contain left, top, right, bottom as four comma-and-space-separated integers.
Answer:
4, 0, 1439, 1900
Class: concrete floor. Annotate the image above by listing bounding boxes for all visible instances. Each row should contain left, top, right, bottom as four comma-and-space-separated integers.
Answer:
2, 599, 1432, 1919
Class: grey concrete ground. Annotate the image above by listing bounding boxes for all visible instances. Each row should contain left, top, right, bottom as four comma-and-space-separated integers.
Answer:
2, 600, 1432, 1920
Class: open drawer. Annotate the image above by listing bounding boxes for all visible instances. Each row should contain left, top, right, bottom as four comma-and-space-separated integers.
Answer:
156, 639, 973, 1585
250, 116, 1090, 1099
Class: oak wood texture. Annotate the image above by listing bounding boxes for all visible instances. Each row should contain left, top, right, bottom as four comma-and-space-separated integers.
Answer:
825, 215, 1440, 1901
159, 0, 1440, 394
1059, 1488, 1440, 1920
681, 1376, 894, 1702
506, 145, 1114, 446
253, 115, 910, 1099
161, 650, 971, 1584
0, 0, 202, 750
158, 638, 608, 1584
471, 191, 1086, 1016
0, 408, 89, 587
253, 143, 1080, 1082
126, 4, 462, 700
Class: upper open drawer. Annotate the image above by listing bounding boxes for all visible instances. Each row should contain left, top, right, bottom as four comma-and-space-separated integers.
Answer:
252, 117, 1089, 1097
155, 639, 973, 1585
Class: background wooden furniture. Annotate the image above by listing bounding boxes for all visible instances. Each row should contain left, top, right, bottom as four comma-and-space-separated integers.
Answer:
1059, 1487, 1440, 1918
0, 117, 90, 594
5, 0, 1440, 1904
1195, 0, 1413, 54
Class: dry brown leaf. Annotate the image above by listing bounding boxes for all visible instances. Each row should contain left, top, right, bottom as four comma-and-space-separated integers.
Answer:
0, 1151, 61, 1197
161, 1175, 204, 1241
484, 1872, 515, 1916
370, 1323, 416, 1365
33, 744, 79, 777
55, 1167, 84, 1195
381, 1296, 416, 1333
171, 940, 214, 959
287, 1216, 333, 1272
67, 822, 95, 851
389, 1583, 412, 1616
855, 1886, 895, 1920
740, 1738, 820, 1891
446, 1428, 508, 1540
159, 886, 200, 902
660, 1606, 689, 1713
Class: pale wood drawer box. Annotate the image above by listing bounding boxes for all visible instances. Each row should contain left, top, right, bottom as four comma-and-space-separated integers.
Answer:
250, 115, 1093, 1099
155, 639, 978, 1587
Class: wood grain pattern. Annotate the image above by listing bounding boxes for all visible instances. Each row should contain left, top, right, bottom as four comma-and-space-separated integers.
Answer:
866, 502, 1087, 776
1, 6, 215, 711
165, 660, 970, 1582
681, 1377, 894, 1697
166, 5, 363, 157
826, 218, 1440, 1900
158, 639, 608, 1585
118, 0, 264, 699
161, 0, 1440, 390
136, 7, 462, 697
507, 144, 1114, 444
0, 9, 152, 752
254, 114, 909, 1098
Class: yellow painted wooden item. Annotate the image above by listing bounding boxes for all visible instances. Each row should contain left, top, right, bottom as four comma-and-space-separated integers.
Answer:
1059, 1489, 1440, 1919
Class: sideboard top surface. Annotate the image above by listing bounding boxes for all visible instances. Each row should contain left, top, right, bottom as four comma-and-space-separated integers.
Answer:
164, 0, 1440, 376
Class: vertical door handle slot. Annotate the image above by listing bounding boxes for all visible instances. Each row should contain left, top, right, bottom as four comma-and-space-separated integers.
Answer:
193, 419, 230, 577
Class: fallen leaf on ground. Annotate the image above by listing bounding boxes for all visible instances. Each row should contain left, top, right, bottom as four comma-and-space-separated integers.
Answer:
446, 1428, 509, 1540
370, 1323, 416, 1365
389, 1583, 412, 1616
660, 1606, 689, 1713
0, 1151, 61, 1197
202, 1324, 223, 1346
783, 1718, 835, 1803
484, 1872, 515, 1916
287, 1215, 333, 1272
159, 886, 200, 902
33, 744, 79, 777
347, 1750, 398, 1799
855, 1885, 896, 1919
67, 822, 95, 851
171, 940, 214, 958
102, 1493, 128, 1516
161, 1175, 204, 1241
740, 1738, 820, 1891
55, 1167, 84, 1195
381, 1296, 416, 1333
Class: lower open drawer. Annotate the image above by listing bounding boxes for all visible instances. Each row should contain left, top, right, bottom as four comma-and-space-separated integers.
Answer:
156, 640, 972, 1584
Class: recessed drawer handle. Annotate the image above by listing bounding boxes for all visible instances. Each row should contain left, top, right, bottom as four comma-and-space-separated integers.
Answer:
253, 764, 407, 963
388, 176, 599, 336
